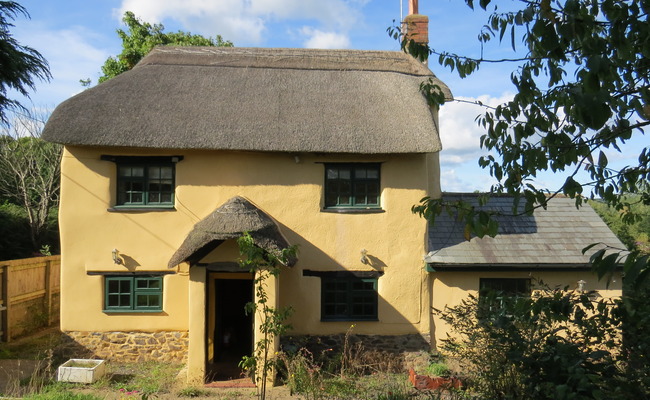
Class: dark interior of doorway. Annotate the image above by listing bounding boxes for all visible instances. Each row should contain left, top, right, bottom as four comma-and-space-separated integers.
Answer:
208, 278, 253, 381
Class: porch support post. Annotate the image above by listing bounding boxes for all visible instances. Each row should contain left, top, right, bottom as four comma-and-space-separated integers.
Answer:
187, 265, 207, 385
253, 271, 281, 385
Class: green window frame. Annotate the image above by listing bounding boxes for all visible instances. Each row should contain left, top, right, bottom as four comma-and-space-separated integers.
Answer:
104, 275, 163, 312
324, 163, 380, 209
478, 278, 531, 316
321, 277, 378, 321
117, 162, 175, 207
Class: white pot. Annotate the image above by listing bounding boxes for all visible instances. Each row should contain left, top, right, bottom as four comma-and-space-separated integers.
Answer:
57, 359, 106, 383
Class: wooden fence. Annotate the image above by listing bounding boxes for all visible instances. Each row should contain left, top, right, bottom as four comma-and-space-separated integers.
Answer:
0, 255, 60, 342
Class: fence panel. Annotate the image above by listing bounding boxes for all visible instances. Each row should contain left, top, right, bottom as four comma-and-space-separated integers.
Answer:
0, 255, 61, 341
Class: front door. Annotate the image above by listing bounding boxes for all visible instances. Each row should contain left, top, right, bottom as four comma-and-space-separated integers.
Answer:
207, 273, 254, 380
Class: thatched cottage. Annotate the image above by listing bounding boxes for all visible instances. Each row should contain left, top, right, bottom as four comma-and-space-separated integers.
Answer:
42, 12, 623, 384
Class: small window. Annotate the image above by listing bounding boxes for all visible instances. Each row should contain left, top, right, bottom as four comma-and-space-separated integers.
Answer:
321, 277, 378, 321
324, 164, 380, 209
104, 276, 163, 312
478, 278, 530, 315
479, 278, 531, 296
117, 162, 174, 206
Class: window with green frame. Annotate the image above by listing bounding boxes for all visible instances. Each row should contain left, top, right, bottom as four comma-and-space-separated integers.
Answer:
104, 275, 163, 312
321, 277, 378, 321
478, 278, 531, 316
117, 162, 174, 206
324, 163, 380, 209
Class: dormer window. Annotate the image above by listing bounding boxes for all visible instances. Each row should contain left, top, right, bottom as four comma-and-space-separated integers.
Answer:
324, 163, 381, 210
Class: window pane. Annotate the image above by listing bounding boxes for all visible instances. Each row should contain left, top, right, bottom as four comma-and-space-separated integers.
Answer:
161, 167, 173, 179
119, 280, 131, 292
367, 169, 378, 179
327, 169, 338, 179
119, 166, 132, 177
107, 294, 119, 307
148, 166, 161, 179
108, 280, 120, 293
355, 168, 367, 179
130, 167, 144, 177
339, 169, 351, 179
148, 295, 160, 307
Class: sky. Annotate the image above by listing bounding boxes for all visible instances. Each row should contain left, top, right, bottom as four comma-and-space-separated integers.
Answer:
9, 0, 643, 194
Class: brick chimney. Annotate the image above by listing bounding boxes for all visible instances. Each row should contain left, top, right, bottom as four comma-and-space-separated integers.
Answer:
403, 0, 428, 45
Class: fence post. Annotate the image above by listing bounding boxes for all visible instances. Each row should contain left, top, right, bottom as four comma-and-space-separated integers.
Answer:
45, 259, 52, 326
2, 265, 10, 342
0, 266, 4, 341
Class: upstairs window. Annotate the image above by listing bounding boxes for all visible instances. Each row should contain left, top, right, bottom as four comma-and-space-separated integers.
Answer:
324, 163, 380, 209
118, 163, 173, 206
102, 156, 182, 209
104, 275, 163, 312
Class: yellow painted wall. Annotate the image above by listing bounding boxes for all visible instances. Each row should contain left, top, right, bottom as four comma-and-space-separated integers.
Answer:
430, 270, 623, 348
59, 146, 435, 336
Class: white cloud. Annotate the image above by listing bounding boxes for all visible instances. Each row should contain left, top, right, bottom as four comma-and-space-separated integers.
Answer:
12, 22, 115, 106
438, 93, 514, 165
300, 27, 350, 49
117, 0, 362, 46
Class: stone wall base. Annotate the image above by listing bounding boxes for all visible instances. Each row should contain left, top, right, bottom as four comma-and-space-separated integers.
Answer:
280, 333, 431, 372
59, 331, 189, 363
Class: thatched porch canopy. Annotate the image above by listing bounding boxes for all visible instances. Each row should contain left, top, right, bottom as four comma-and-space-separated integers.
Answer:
168, 196, 294, 268
42, 47, 451, 154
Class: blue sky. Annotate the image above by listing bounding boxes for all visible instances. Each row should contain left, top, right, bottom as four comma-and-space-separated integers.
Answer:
10, 0, 642, 194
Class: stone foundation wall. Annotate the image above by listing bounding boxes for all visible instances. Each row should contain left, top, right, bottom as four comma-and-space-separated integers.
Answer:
280, 333, 431, 371
59, 331, 189, 363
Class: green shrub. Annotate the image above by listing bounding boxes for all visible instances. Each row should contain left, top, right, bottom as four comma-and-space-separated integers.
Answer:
438, 284, 649, 400
426, 362, 450, 377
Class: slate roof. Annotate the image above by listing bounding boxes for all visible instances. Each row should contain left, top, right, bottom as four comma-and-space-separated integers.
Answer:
426, 193, 626, 270
42, 46, 451, 154
168, 196, 295, 268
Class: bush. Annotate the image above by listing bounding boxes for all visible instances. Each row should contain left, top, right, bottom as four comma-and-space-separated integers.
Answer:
438, 284, 649, 400
0, 202, 32, 259
0, 202, 59, 260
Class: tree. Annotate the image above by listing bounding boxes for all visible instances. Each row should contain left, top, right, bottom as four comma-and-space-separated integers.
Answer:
398, 0, 649, 283
0, 1, 51, 124
0, 109, 61, 254
98, 11, 233, 83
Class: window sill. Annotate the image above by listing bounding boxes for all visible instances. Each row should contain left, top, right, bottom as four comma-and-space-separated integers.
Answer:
321, 318, 379, 322
108, 206, 176, 213
321, 208, 384, 214
103, 310, 164, 314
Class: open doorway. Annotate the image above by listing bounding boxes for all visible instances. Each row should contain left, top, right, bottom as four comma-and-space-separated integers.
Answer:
207, 275, 254, 381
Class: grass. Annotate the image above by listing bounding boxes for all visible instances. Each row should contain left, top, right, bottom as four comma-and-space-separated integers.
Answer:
90, 361, 184, 394
177, 386, 212, 397
0, 327, 62, 360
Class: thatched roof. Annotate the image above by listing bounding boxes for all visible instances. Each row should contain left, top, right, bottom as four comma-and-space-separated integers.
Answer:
168, 196, 294, 268
427, 194, 625, 270
42, 47, 451, 154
